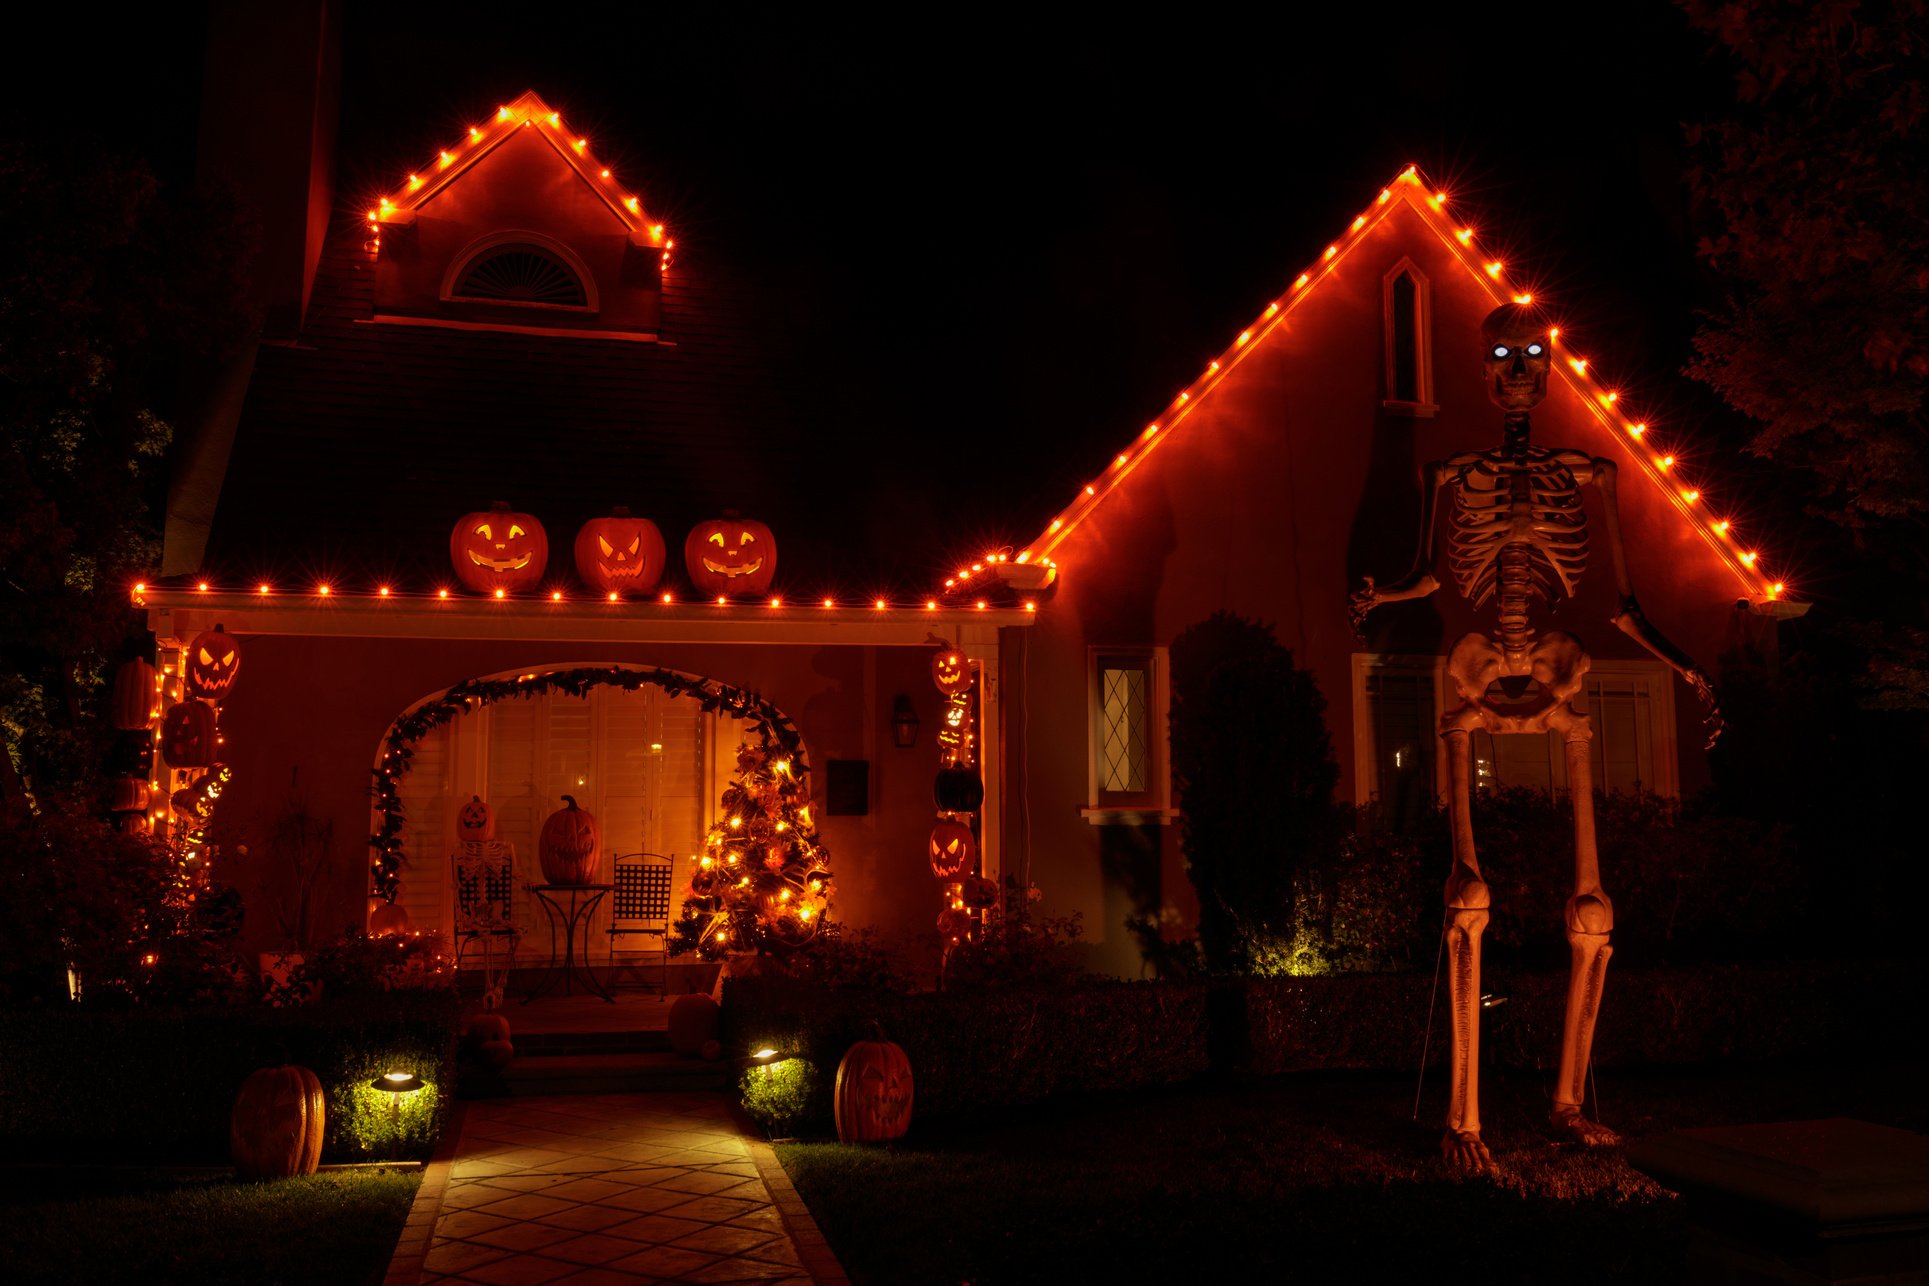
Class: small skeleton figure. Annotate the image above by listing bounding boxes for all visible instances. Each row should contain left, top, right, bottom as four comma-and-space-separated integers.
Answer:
1352, 303, 1721, 1175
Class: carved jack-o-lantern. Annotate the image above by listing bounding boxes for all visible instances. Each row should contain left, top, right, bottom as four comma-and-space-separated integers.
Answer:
456, 795, 496, 841
931, 648, 972, 696
162, 700, 218, 768
112, 658, 157, 730
185, 627, 242, 701
684, 512, 775, 598
451, 502, 548, 594
834, 1028, 914, 1145
574, 508, 666, 596
928, 819, 976, 879
538, 795, 601, 885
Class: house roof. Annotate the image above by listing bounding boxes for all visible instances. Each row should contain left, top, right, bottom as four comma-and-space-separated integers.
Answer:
949, 166, 1793, 609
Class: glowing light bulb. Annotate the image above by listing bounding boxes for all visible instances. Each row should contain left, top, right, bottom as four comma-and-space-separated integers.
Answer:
258, 583, 270, 595
662, 592, 673, 602
469, 128, 480, 140
716, 596, 726, 605
1684, 490, 1699, 502
1484, 261, 1503, 278
497, 106, 510, 120
1741, 551, 1758, 564
1660, 455, 1674, 469
1715, 521, 1730, 534
438, 588, 449, 599
600, 168, 610, 178
551, 590, 563, 601
547, 112, 559, 125
134, 582, 145, 594
1115, 455, 1127, 468
1024, 601, 1036, 611
1324, 245, 1338, 260
1604, 392, 1619, 404
1630, 423, 1647, 437
608, 591, 619, 601
1085, 485, 1096, 496
1237, 330, 1251, 345
822, 597, 834, 607
439, 151, 453, 166
493, 588, 505, 599
1570, 358, 1588, 374
975, 600, 987, 610
926, 599, 937, 610
769, 597, 781, 607
318, 584, 331, 596
1513, 294, 1533, 305
1456, 228, 1474, 244
1771, 582, 1785, 596
1351, 215, 1366, 230
874, 599, 886, 609
1378, 188, 1391, 204
1295, 273, 1310, 288
1049, 519, 1063, 531
197, 582, 209, 592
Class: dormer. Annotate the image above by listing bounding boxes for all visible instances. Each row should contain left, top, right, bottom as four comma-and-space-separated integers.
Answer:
369, 91, 670, 341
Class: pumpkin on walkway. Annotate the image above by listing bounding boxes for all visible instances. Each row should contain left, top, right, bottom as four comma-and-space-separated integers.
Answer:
231, 1064, 325, 1179
538, 795, 600, 884
668, 993, 721, 1058
835, 1025, 913, 1145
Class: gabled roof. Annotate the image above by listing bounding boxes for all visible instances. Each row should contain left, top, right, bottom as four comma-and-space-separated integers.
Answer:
370, 89, 671, 263
963, 166, 1791, 607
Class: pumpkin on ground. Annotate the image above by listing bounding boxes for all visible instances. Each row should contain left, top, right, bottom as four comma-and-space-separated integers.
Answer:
450, 501, 548, 594
161, 700, 219, 768
185, 626, 242, 701
667, 993, 721, 1058
684, 512, 775, 598
574, 507, 666, 595
369, 901, 412, 936
538, 795, 600, 884
231, 1064, 325, 1179
112, 657, 157, 730
835, 1026, 914, 1145
465, 1013, 512, 1043
928, 819, 976, 879
478, 1038, 515, 1069
456, 795, 496, 841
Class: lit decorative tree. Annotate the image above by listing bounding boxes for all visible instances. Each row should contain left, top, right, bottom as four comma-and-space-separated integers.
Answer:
673, 741, 833, 959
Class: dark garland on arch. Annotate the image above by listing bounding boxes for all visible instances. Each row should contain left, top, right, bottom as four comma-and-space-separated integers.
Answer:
369, 665, 809, 903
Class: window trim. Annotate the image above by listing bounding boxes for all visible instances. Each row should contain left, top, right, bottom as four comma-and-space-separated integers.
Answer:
1381, 258, 1437, 417
1084, 646, 1173, 824
439, 230, 601, 315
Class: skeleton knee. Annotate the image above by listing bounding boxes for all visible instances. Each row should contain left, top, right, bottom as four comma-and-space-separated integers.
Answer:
1566, 891, 1613, 935
1446, 868, 1491, 910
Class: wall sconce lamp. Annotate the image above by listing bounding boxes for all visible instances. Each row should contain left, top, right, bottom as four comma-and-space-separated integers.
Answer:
892, 695, 920, 749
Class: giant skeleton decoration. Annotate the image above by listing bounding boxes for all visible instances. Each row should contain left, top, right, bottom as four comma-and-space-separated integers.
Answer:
1352, 303, 1721, 1175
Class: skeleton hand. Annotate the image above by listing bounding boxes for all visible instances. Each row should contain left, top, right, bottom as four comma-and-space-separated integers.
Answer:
1348, 578, 1382, 639
1685, 668, 1723, 749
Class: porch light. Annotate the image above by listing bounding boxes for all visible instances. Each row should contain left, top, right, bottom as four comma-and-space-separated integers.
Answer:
892, 695, 920, 749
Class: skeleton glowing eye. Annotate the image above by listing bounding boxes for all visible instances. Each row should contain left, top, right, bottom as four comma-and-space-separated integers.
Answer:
599, 536, 614, 556
709, 532, 726, 546
475, 523, 493, 539
508, 524, 526, 539
1492, 346, 1509, 359
1527, 343, 1543, 356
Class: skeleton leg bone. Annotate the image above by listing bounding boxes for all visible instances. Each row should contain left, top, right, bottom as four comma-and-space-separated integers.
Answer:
1440, 720, 1494, 1175
1549, 709, 1620, 1146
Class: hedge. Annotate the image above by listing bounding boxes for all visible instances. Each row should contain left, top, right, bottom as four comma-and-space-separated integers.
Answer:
728, 957, 1925, 1130
0, 992, 461, 1163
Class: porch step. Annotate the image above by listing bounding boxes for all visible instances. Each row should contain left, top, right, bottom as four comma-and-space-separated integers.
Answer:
481, 1050, 733, 1097
516, 1028, 672, 1056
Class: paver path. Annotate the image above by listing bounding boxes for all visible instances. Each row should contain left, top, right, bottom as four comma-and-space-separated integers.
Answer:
386, 1091, 847, 1285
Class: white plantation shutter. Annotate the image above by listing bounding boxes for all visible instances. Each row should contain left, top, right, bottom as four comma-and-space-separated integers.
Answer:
654, 696, 705, 864
395, 722, 454, 938
485, 698, 544, 938
602, 687, 653, 858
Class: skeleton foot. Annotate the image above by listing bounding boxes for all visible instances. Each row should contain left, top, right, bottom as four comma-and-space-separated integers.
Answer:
1549, 1105, 1621, 1148
1441, 1129, 1494, 1177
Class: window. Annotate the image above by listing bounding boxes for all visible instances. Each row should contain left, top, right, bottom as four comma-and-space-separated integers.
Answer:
439, 232, 599, 313
1382, 259, 1435, 415
387, 681, 713, 955
1352, 655, 1679, 807
1086, 648, 1171, 819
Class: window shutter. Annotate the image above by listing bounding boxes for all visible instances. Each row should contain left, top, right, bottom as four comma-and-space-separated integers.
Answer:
396, 722, 453, 936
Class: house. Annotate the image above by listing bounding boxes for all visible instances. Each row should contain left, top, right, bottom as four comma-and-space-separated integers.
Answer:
136, 20, 1793, 979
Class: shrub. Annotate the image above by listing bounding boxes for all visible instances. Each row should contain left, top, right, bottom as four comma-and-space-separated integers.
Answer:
782, 926, 919, 994
943, 890, 1083, 990
740, 1057, 820, 1136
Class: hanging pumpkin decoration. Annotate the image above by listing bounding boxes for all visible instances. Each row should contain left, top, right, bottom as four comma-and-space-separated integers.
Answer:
230, 1064, 325, 1180
928, 819, 976, 879
450, 501, 548, 594
108, 731, 155, 778
933, 767, 984, 813
369, 901, 412, 936
959, 875, 1000, 909
108, 777, 151, 815
112, 657, 157, 730
684, 511, 775, 597
161, 700, 219, 768
937, 906, 973, 943
574, 507, 666, 595
456, 795, 496, 841
931, 648, 972, 696
117, 811, 153, 836
185, 626, 242, 701
538, 795, 601, 884
835, 1026, 914, 1145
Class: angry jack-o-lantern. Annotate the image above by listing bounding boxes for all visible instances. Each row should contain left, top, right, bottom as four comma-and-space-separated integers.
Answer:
162, 700, 219, 768
451, 502, 548, 594
457, 795, 496, 841
185, 627, 241, 701
928, 819, 976, 879
574, 508, 666, 596
931, 647, 972, 696
834, 1029, 914, 1145
684, 512, 775, 598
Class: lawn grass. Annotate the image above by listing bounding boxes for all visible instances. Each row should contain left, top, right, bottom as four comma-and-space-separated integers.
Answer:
0, 1166, 421, 1286
780, 1059, 1924, 1285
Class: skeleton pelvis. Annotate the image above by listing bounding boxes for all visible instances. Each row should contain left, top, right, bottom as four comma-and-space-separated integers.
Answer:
1442, 630, 1589, 735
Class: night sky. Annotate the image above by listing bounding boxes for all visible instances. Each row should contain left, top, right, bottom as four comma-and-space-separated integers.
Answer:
28, 4, 1765, 582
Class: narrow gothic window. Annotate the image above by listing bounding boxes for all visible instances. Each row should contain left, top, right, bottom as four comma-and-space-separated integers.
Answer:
1383, 260, 1434, 412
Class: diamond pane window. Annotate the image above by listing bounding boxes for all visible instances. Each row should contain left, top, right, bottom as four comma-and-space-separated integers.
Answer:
1098, 665, 1149, 794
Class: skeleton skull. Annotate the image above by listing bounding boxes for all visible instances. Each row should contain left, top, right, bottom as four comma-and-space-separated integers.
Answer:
1479, 303, 1552, 411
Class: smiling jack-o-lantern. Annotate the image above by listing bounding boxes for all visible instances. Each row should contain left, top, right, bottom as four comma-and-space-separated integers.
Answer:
931, 647, 972, 696
451, 502, 548, 594
185, 627, 242, 701
684, 512, 775, 598
457, 795, 496, 841
162, 700, 218, 768
928, 819, 976, 879
574, 508, 666, 596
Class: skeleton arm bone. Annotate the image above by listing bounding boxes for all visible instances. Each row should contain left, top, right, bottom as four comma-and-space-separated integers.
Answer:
1591, 457, 1723, 745
1350, 460, 1450, 635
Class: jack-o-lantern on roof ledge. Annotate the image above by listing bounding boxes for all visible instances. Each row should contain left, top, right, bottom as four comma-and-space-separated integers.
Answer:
575, 507, 666, 596
684, 512, 775, 598
451, 502, 548, 594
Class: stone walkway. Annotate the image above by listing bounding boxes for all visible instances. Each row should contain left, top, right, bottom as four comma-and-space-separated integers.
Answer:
385, 1092, 848, 1285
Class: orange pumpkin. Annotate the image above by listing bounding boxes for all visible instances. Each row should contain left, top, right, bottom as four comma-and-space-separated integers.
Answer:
230, 1064, 325, 1180
185, 626, 242, 701
450, 501, 548, 594
834, 1027, 914, 1145
574, 507, 666, 595
108, 776, 151, 814
931, 648, 972, 696
456, 795, 496, 841
465, 1013, 511, 1043
538, 795, 600, 884
479, 1039, 515, 1069
959, 875, 999, 909
928, 819, 976, 879
667, 993, 720, 1058
933, 768, 983, 813
112, 657, 157, 730
369, 902, 412, 936
117, 811, 152, 836
161, 700, 218, 768
684, 512, 775, 598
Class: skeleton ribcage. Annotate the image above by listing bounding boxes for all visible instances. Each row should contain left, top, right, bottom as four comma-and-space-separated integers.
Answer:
1446, 451, 1589, 610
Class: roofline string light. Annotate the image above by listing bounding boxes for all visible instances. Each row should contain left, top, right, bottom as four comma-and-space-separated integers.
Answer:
999, 165, 1788, 604
130, 581, 1035, 613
